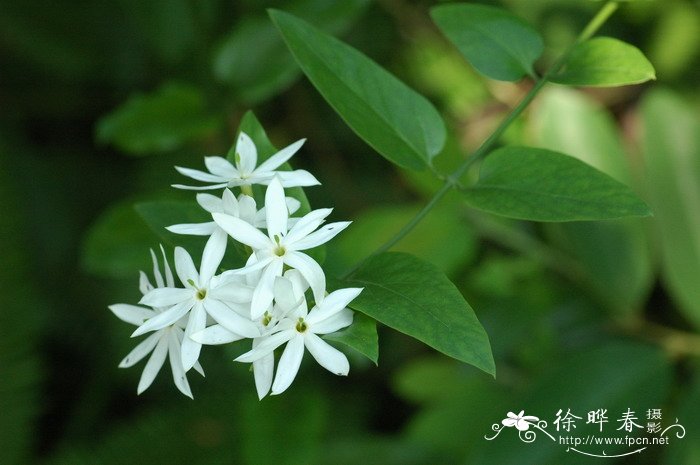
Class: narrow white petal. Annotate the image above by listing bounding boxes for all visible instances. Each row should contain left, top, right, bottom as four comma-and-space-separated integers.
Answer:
253, 349, 274, 400
137, 335, 169, 394
285, 269, 310, 295
235, 132, 258, 175
285, 208, 332, 244
221, 188, 240, 216
237, 194, 258, 224
175, 247, 199, 287
255, 138, 305, 172
284, 251, 326, 305
138, 271, 152, 295
309, 308, 354, 334
166, 222, 217, 236
286, 197, 302, 215
223, 255, 274, 277
119, 332, 161, 368
235, 330, 295, 363
175, 166, 227, 183
203, 299, 260, 338
172, 182, 229, 191
131, 299, 193, 337
109, 304, 155, 326
139, 287, 192, 308
150, 249, 164, 288
274, 170, 321, 188
291, 221, 351, 251
213, 213, 270, 250
306, 288, 363, 326
199, 228, 227, 285
160, 244, 175, 288
304, 333, 349, 376
208, 280, 254, 303
196, 193, 222, 213
191, 324, 244, 345
251, 258, 284, 319
273, 276, 298, 313
193, 361, 205, 377
271, 335, 305, 395
181, 303, 206, 371
265, 177, 288, 239
176, 329, 206, 376
167, 330, 193, 398
204, 156, 237, 179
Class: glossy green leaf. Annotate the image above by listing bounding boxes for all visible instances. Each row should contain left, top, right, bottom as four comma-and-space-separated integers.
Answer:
270, 10, 446, 170
214, 0, 369, 104
96, 82, 220, 155
531, 88, 653, 313
641, 90, 700, 328
323, 312, 378, 365
431, 3, 543, 81
462, 146, 652, 221
551, 37, 656, 87
344, 252, 494, 375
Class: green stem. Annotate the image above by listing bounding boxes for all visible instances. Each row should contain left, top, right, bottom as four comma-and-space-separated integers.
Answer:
342, 1, 619, 278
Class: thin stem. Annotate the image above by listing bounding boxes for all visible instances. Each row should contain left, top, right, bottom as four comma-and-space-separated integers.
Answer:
342, 1, 619, 278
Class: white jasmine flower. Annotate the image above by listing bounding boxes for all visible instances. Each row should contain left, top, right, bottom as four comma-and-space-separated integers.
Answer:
213, 177, 351, 319
108, 246, 203, 398
234, 286, 362, 395
165, 189, 301, 238
172, 132, 319, 190
133, 230, 260, 371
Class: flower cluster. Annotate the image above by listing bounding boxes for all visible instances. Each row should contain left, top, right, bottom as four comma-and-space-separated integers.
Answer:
110, 132, 362, 399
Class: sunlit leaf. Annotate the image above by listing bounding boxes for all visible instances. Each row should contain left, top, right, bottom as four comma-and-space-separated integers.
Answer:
431, 3, 543, 81
462, 146, 652, 221
270, 10, 446, 170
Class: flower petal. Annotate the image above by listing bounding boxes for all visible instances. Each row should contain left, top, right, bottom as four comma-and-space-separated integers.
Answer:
172, 182, 229, 191
221, 188, 240, 216
181, 303, 206, 372
284, 251, 325, 305
309, 308, 353, 334
265, 177, 288, 239
235, 132, 258, 174
285, 208, 332, 245
138, 271, 152, 295
150, 248, 164, 288
119, 332, 161, 368
271, 334, 305, 395
213, 213, 270, 250
208, 280, 254, 303
175, 166, 227, 183
255, 138, 305, 172
137, 335, 169, 394
204, 156, 237, 179
304, 332, 349, 376
274, 169, 320, 187
199, 228, 227, 285
286, 197, 302, 215
237, 194, 258, 224
291, 221, 351, 251
167, 329, 193, 398
175, 247, 199, 286
159, 244, 175, 288
191, 324, 244, 345
203, 299, 259, 338
166, 222, 217, 236
306, 287, 363, 326
139, 287, 192, 308
253, 351, 275, 400
109, 303, 155, 326
235, 329, 295, 363
250, 258, 284, 319
196, 193, 222, 213
131, 299, 193, 337
273, 276, 300, 314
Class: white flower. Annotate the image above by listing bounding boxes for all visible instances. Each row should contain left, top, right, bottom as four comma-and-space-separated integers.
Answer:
108, 246, 203, 398
165, 189, 301, 238
502, 411, 539, 431
213, 177, 351, 319
234, 286, 362, 396
133, 230, 260, 371
172, 132, 319, 190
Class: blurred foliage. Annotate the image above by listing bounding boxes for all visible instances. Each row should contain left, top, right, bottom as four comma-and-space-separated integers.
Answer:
1, 0, 699, 464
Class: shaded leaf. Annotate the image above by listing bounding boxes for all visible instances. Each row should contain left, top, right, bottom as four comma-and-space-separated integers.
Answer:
431, 3, 543, 81
344, 252, 494, 375
270, 10, 446, 170
323, 312, 378, 365
552, 37, 655, 87
462, 146, 651, 221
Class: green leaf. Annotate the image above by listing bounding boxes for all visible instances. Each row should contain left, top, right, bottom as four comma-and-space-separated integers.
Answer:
270, 10, 446, 171
663, 368, 700, 465
641, 89, 700, 328
323, 312, 378, 365
96, 82, 220, 155
551, 37, 656, 87
430, 3, 543, 81
531, 88, 653, 313
213, 0, 369, 104
462, 146, 652, 221
344, 252, 494, 375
